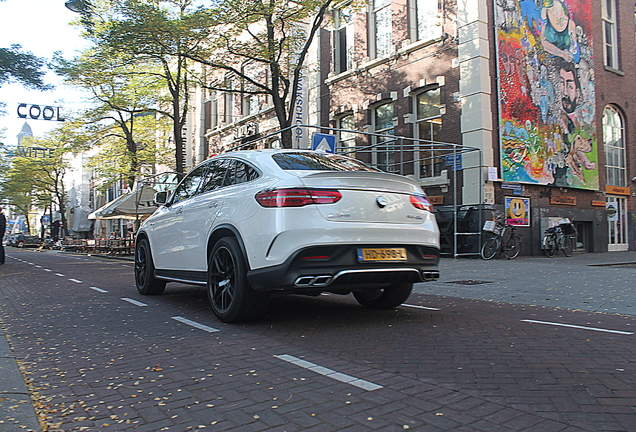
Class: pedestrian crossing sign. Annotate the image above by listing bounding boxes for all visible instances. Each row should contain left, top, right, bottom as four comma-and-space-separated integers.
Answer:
311, 133, 336, 153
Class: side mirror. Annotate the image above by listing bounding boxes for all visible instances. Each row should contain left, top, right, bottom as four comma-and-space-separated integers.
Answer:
154, 191, 169, 206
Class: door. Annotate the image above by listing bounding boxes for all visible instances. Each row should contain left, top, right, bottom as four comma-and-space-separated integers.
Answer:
607, 196, 628, 251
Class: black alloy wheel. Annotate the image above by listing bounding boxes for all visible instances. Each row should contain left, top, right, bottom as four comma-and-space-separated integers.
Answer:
207, 237, 268, 323
134, 238, 166, 295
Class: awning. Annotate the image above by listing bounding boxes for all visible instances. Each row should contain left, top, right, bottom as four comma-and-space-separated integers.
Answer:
88, 185, 160, 220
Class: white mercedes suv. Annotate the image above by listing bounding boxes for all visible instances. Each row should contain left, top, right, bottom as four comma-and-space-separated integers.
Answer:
135, 149, 440, 322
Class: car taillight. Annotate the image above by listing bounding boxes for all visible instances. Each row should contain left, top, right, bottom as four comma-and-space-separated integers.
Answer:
410, 195, 434, 213
255, 188, 342, 207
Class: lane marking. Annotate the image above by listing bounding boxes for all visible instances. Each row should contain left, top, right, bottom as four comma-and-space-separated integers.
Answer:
521, 319, 634, 335
43, 269, 51, 272
403, 304, 441, 311
171, 316, 220, 333
55, 273, 65, 277
90, 286, 108, 293
35, 265, 42, 268
275, 354, 383, 391
121, 298, 148, 307
69, 278, 83, 284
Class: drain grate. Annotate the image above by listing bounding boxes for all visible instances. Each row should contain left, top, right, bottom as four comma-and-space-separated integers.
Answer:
445, 280, 493, 285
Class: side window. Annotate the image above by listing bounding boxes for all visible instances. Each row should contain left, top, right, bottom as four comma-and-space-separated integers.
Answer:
200, 159, 232, 193
234, 161, 259, 184
171, 165, 208, 203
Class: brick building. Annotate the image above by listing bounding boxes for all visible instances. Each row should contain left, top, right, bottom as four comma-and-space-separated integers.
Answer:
184, 0, 636, 254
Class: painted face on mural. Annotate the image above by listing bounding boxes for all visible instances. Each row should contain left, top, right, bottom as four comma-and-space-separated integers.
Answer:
546, 0, 570, 32
559, 66, 578, 114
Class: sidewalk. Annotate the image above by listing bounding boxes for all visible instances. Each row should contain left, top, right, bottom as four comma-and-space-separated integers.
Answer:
0, 326, 41, 431
2, 249, 635, 431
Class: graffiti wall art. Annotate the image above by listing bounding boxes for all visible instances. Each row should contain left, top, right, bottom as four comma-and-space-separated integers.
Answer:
495, 0, 598, 189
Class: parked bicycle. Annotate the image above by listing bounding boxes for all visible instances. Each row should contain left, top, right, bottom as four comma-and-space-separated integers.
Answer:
480, 220, 522, 260
542, 219, 576, 257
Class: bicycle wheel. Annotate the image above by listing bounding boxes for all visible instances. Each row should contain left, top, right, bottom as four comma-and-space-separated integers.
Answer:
543, 235, 557, 258
504, 235, 522, 259
562, 235, 574, 257
481, 237, 499, 260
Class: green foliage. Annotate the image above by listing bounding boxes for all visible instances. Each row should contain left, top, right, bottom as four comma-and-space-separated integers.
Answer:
0, 44, 53, 90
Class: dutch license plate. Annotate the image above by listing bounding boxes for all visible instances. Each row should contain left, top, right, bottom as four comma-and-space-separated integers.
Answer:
357, 248, 408, 262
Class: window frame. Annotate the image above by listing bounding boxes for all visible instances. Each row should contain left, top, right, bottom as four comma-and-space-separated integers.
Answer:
370, 0, 393, 59
602, 0, 620, 70
414, 86, 445, 180
603, 105, 626, 187
370, 100, 396, 172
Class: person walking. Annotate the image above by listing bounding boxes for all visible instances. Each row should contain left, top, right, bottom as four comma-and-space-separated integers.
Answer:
0, 207, 6, 265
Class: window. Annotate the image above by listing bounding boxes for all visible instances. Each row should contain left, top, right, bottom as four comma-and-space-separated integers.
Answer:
415, 87, 444, 178
603, 105, 625, 186
371, 101, 396, 172
372, 0, 392, 58
412, 0, 441, 42
336, 113, 356, 154
241, 64, 259, 117
272, 152, 376, 172
602, 0, 619, 69
224, 77, 235, 123
334, 5, 354, 73
171, 165, 208, 203
223, 160, 260, 186
199, 159, 232, 194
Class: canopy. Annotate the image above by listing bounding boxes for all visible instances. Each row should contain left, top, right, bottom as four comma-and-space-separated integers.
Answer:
88, 185, 160, 220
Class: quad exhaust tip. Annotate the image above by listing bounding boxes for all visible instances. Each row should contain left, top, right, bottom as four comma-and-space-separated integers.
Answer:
422, 271, 440, 281
294, 275, 333, 287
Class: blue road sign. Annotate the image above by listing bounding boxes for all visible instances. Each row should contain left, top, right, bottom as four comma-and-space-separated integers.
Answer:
311, 133, 336, 153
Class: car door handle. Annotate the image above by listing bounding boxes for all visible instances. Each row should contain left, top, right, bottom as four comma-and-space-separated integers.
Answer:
208, 202, 218, 208
176, 208, 183, 215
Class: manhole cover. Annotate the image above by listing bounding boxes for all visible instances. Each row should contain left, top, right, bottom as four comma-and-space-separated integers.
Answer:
445, 280, 493, 285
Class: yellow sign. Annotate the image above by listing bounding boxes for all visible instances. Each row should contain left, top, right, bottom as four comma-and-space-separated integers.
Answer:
505, 196, 529, 226
605, 185, 631, 196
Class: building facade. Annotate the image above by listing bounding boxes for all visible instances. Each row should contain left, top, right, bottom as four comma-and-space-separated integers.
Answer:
183, 0, 636, 254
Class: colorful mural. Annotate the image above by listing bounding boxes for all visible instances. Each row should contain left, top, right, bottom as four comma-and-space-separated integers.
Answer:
495, 0, 598, 189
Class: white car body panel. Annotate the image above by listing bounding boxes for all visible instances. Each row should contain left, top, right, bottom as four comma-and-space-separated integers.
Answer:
139, 149, 440, 283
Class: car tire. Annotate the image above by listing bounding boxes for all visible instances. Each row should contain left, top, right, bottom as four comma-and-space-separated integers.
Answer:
353, 283, 413, 309
135, 238, 166, 295
207, 237, 269, 323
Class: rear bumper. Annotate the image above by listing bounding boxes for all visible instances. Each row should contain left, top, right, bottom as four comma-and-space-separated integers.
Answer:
247, 244, 440, 291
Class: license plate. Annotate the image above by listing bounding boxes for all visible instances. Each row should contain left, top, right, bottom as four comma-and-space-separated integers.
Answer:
357, 248, 408, 262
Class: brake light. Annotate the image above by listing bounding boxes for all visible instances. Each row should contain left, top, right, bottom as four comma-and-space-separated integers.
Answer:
255, 188, 342, 207
410, 195, 434, 212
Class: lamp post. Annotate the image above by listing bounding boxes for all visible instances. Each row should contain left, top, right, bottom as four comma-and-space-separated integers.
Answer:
64, 0, 89, 13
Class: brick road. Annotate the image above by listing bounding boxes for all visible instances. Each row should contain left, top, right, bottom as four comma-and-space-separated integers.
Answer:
1, 249, 635, 431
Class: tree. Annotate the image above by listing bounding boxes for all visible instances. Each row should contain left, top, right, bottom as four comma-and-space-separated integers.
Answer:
183, 0, 339, 148
55, 49, 173, 186
78, 0, 216, 173
0, 44, 52, 91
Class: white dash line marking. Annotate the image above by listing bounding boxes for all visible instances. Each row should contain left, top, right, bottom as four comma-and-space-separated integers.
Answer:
275, 354, 383, 391
55, 273, 65, 277
69, 278, 83, 284
121, 298, 148, 307
34, 265, 42, 268
171, 316, 220, 333
403, 304, 441, 311
43, 269, 51, 272
90, 286, 108, 293
521, 319, 634, 335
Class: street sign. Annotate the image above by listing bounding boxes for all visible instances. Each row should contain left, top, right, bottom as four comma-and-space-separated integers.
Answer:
311, 133, 336, 153
444, 154, 462, 170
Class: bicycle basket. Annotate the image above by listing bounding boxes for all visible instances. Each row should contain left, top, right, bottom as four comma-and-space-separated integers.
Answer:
559, 223, 576, 235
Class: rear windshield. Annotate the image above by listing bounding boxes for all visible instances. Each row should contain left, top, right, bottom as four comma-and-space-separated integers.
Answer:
272, 152, 378, 172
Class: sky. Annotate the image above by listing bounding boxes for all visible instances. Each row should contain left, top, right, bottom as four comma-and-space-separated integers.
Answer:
0, 0, 90, 146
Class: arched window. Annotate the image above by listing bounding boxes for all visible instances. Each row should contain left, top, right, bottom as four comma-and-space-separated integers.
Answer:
603, 105, 625, 186
336, 112, 356, 155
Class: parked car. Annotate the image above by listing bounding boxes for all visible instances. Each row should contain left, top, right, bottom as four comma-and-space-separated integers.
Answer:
7, 233, 42, 248
135, 149, 440, 322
